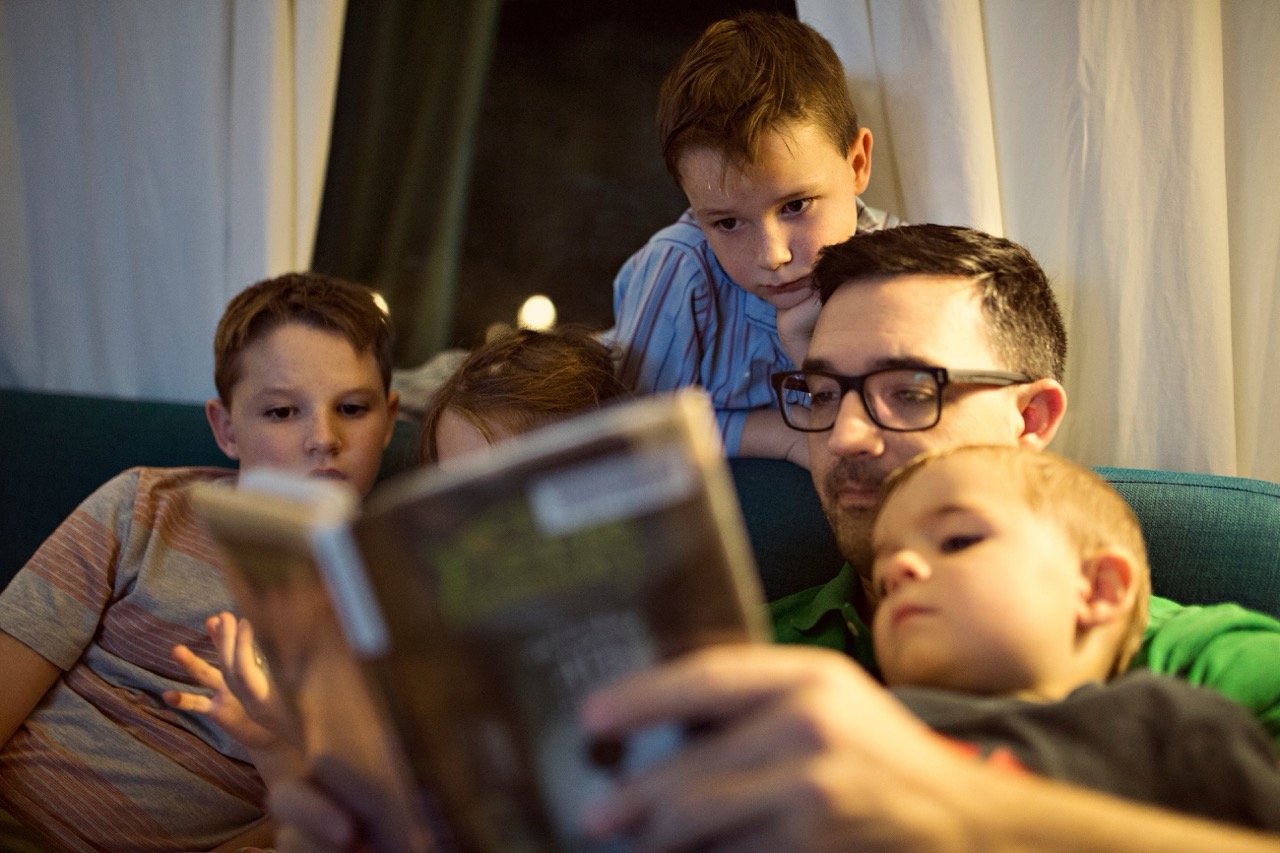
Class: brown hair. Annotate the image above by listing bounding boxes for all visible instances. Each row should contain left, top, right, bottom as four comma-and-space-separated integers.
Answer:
657, 11, 860, 184
812, 224, 1068, 384
213, 272, 393, 404
419, 326, 630, 464
877, 445, 1151, 677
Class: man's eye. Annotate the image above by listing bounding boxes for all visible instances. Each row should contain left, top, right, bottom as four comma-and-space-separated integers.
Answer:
940, 534, 983, 554
890, 386, 936, 405
264, 407, 294, 421
781, 198, 813, 215
810, 389, 841, 409
714, 217, 740, 232
338, 403, 370, 417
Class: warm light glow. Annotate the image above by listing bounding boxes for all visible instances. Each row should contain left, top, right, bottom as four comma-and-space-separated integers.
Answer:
371, 291, 390, 317
518, 294, 557, 330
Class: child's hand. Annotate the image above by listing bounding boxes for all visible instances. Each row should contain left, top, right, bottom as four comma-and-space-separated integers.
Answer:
165, 642, 275, 749
164, 612, 292, 750
775, 290, 822, 367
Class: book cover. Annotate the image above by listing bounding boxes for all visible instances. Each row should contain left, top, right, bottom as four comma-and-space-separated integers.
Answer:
195, 388, 768, 852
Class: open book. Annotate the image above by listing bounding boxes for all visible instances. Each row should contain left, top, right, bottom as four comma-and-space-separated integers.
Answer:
192, 388, 769, 852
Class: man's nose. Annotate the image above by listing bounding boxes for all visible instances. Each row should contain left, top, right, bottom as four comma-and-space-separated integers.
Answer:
825, 392, 885, 458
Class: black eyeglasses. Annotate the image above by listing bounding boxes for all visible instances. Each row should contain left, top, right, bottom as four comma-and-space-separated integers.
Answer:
770, 367, 1033, 433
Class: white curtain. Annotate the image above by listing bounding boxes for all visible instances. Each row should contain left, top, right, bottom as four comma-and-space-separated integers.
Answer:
3, 1, 1277, 481
800, 0, 1280, 481
0, 0, 346, 402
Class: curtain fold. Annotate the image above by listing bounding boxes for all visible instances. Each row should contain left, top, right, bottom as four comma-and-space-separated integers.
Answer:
799, 0, 1279, 479
309, 0, 503, 368
0, 0, 345, 402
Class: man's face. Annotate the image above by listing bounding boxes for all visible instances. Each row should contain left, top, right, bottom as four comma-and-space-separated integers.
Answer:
679, 120, 870, 312
870, 454, 1088, 699
208, 323, 398, 497
806, 276, 1034, 584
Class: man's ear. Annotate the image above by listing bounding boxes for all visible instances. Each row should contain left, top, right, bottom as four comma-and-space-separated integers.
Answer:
1077, 550, 1139, 629
382, 391, 401, 448
205, 398, 239, 461
1014, 378, 1066, 450
846, 128, 873, 195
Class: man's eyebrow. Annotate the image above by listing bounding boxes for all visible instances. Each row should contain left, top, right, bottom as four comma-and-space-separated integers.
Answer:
800, 356, 937, 373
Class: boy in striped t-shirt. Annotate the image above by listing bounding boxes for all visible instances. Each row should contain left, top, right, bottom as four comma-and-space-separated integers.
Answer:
0, 272, 399, 851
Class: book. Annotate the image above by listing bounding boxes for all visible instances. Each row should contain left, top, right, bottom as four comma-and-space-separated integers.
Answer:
192, 388, 769, 852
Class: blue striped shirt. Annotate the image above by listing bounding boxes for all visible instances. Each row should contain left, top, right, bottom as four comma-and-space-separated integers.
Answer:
603, 200, 900, 455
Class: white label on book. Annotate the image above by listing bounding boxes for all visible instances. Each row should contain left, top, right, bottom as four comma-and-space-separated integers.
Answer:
529, 446, 695, 535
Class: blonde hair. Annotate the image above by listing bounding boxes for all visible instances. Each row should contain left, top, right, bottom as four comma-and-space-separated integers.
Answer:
878, 445, 1151, 677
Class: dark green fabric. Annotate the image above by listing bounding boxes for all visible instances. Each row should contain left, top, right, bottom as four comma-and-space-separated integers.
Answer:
768, 562, 877, 674
726, 457, 844, 601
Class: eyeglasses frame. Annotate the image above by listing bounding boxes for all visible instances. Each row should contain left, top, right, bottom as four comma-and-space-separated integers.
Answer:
770, 366, 1034, 433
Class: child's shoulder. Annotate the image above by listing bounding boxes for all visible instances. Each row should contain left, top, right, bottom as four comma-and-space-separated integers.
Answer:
615, 209, 737, 305
78, 466, 238, 532
637, 208, 707, 253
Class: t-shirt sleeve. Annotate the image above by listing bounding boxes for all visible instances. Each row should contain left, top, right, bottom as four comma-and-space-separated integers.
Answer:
1134, 595, 1280, 749
0, 470, 139, 669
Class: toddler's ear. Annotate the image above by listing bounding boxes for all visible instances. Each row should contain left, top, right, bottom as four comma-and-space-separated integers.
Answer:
1077, 550, 1139, 629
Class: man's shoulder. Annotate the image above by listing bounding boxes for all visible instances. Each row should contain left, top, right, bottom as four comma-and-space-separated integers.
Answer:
769, 564, 877, 669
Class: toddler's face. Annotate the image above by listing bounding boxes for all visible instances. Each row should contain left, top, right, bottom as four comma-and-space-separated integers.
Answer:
870, 455, 1088, 700
211, 323, 397, 497
679, 119, 868, 312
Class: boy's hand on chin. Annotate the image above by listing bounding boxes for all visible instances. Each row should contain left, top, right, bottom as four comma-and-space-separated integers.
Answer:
775, 292, 822, 367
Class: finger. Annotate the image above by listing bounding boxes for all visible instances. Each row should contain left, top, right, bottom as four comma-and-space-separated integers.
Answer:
162, 689, 214, 715
235, 616, 272, 700
213, 610, 239, 670
582, 644, 869, 735
581, 693, 824, 846
171, 644, 227, 690
604, 749, 865, 853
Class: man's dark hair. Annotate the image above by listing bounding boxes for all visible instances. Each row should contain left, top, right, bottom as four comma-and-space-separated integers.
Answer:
812, 224, 1067, 382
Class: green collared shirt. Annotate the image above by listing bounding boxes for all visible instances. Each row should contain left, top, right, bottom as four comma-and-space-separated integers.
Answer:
769, 562, 879, 677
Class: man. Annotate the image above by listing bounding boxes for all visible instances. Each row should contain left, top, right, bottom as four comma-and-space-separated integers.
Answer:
579, 225, 1280, 852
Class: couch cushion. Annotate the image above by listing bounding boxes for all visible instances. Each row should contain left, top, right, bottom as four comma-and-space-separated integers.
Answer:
1098, 467, 1280, 619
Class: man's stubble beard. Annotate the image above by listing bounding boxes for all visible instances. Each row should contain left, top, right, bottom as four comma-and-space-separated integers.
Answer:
818, 456, 892, 582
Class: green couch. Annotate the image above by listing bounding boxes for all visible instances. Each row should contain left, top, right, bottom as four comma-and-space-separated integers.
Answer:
3, 388, 1279, 621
